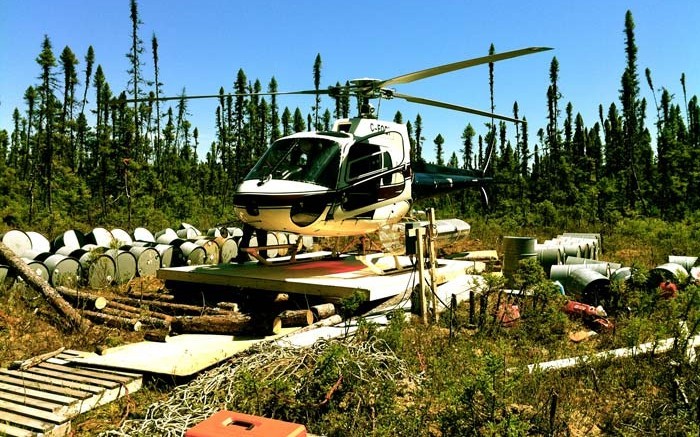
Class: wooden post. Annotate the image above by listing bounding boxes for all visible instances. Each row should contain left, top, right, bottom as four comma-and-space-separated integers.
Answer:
428, 208, 439, 323
415, 226, 428, 325
0, 240, 90, 332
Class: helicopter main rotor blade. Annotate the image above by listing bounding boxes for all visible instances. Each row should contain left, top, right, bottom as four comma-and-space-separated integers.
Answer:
121, 89, 329, 103
381, 46, 552, 87
392, 92, 523, 124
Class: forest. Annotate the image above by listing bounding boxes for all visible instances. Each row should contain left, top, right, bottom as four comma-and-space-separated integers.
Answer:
0, 5, 699, 237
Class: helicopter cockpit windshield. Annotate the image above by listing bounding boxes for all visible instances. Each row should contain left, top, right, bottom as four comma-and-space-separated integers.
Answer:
246, 137, 341, 188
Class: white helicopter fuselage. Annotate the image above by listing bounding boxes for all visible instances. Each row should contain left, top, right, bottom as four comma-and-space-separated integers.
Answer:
233, 118, 413, 236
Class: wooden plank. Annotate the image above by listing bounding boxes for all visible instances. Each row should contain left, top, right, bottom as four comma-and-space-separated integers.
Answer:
0, 408, 60, 433
28, 365, 120, 389
0, 369, 105, 394
0, 381, 77, 405
0, 373, 92, 399
0, 400, 67, 424
0, 390, 66, 414
0, 422, 36, 437
38, 362, 135, 385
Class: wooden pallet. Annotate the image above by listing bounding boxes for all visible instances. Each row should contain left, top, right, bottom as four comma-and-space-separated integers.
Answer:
0, 350, 142, 437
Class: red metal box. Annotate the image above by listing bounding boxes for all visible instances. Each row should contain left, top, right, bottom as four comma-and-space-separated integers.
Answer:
185, 410, 307, 437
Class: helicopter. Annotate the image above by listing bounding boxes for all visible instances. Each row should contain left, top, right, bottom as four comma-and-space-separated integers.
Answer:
229, 46, 552, 237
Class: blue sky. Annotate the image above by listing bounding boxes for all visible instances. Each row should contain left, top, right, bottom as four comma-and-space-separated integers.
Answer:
1, 1, 699, 164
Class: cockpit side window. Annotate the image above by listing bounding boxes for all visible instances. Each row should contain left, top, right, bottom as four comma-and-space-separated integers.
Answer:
347, 143, 387, 181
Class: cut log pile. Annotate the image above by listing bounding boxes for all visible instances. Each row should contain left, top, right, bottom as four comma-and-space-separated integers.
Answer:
3, 237, 338, 336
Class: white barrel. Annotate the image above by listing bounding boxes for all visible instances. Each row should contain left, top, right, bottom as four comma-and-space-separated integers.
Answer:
1, 230, 32, 257
122, 245, 160, 277
178, 241, 207, 266
133, 227, 156, 243
21, 258, 50, 282
86, 227, 114, 247
214, 237, 238, 263
37, 253, 82, 287
194, 239, 220, 265
105, 249, 137, 284
52, 229, 85, 251
70, 248, 115, 289
111, 228, 134, 246
26, 231, 51, 253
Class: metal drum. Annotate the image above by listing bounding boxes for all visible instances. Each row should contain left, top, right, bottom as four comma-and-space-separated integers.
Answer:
26, 231, 51, 253
0, 265, 16, 289
111, 228, 134, 246
86, 227, 114, 247
133, 227, 156, 243
70, 248, 115, 289
1, 229, 32, 257
34, 253, 82, 287
193, 239, 220, 265
105, 249, 137, 284
502, 236, 537, 287
21, 258, 50, 282
52, 229, 86, 252
214, 237, 238, 264
122, 245, 160, 277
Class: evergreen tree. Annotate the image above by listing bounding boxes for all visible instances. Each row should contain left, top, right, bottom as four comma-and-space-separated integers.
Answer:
127, 0, 145, 152
460, 123, 475, 169
414, 114, 423, 162
293, 107, 306, 132
36, 35, 58, 213
313, 53, 322, 130
59, 45, 79, 170
434, 133, 444, 165
268, 77, 281, 141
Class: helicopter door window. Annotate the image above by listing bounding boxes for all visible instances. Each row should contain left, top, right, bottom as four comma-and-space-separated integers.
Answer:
347, 143, 385, 181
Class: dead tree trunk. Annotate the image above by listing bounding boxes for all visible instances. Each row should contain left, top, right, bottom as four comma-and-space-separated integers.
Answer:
0, 240, 90, 332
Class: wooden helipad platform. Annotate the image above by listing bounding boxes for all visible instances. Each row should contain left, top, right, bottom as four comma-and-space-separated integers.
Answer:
157, 253, 477, 301
0, 350, 142, 437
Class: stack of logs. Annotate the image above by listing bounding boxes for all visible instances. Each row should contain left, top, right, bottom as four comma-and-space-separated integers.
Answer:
56, 286, 337, 337
1, 239, 338, 337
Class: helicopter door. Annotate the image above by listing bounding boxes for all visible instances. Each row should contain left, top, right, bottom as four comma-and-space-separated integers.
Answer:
341, 143, 405, 211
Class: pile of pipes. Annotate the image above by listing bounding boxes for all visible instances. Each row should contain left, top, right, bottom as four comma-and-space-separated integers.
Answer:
0, 224, 314, 290
503, 232, 700, 304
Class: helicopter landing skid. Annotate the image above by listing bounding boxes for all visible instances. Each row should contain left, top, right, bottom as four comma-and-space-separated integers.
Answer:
355, 253, 406, 275
242, 238, 305, 266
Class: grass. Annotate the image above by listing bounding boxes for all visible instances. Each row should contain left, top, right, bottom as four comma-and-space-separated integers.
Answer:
2, 216, 700, 435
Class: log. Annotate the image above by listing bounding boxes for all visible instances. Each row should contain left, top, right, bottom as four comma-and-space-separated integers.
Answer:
278, 309, 313, 327
9, 347, 66, 370
56, 286, 108, 310
126, 291, 175, 301
82, 310, 141, 331
171, 313, 282, 336
0, 240, 90, 332
113, 296, 227, 316
311, 303, 336, 321
144, 331, 168, 342
101, 307, 170, 330
216, 301, 240, 312
106, 300, 174, 323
